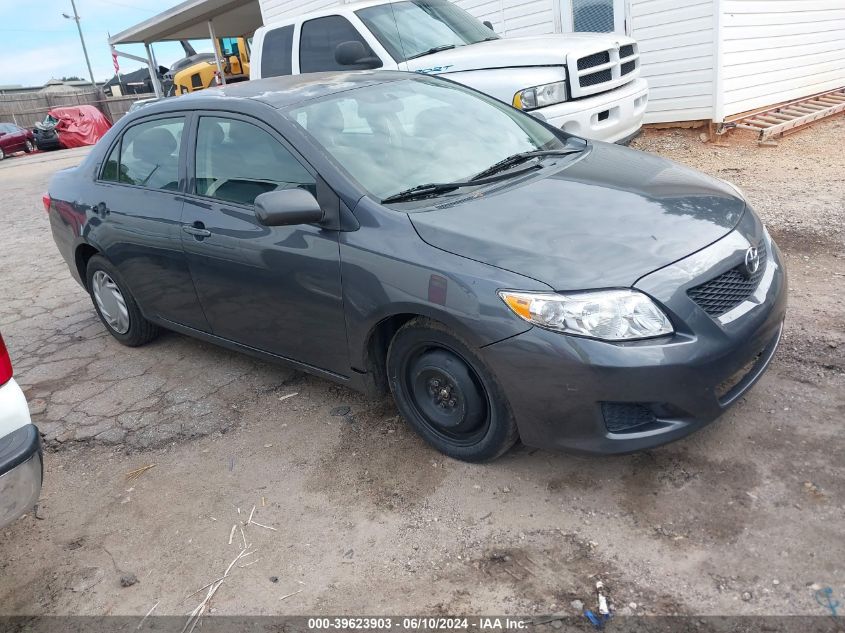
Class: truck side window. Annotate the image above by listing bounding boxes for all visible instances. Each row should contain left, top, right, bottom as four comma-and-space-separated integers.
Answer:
299, 15, 375, 73
261, 25, 294, 77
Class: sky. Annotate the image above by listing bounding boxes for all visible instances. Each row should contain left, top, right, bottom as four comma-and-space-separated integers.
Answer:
0, 0, 213, 87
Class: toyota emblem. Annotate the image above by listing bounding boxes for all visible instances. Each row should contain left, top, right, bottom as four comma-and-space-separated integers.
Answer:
744, 246, 760, 276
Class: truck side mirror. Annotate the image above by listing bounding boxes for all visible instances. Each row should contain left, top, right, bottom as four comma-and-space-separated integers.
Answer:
254, 188, 324, 226
483, 20, 495, 31
334, 41, 383, 69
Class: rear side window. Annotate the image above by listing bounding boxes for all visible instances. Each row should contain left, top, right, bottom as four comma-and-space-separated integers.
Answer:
194, 116, 315, 205
261, 25, 294, 77
299, 15, 374, 72
101, 117, 184, 190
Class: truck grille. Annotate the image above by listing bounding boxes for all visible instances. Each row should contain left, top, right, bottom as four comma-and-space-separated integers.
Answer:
688, 247, 768, 317
577, 51, 609, 70
571, 42, 640, 98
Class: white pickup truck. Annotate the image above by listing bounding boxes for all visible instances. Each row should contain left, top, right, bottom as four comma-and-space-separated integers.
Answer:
250, 0, 648, 143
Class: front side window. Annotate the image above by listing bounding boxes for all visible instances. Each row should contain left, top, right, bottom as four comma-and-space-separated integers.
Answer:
285, 77, 563, 200
261, 25, 294, 77
194, 116, 315, 206
299, 15, 376, 72
101, 117, 184, 190
356, 0, 497, 62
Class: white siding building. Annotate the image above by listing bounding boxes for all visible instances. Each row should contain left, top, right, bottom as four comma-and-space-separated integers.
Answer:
258, 0, 845, 123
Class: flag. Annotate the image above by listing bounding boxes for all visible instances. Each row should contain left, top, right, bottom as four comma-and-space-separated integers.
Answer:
111, 46, 120, 73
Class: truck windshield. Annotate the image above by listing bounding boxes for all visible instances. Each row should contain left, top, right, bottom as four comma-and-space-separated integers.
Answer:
356, 0, 498, 63
285, 77, 567, 201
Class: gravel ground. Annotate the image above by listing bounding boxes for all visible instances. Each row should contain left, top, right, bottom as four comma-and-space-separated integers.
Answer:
0, 118, 842, 619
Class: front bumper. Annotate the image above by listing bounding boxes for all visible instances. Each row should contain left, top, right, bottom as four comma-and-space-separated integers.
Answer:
537, 77, 648, 144
0, 424, 42, 528
482, 224, 787, 454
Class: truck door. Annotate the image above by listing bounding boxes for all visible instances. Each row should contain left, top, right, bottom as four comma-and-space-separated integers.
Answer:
297, 15, 394, 73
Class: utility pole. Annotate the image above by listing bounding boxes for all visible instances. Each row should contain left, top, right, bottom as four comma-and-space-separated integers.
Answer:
63, 0, 97, 88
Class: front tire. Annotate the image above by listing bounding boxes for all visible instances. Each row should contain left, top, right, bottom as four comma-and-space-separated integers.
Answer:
24, 140, 33, 153
86, 255, 159, 346
387, 318, 519, 462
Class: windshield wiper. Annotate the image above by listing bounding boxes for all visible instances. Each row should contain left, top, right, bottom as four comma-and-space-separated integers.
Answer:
469, 149, 583, 181
406, 44, 457, 60
380, 182, 466, 204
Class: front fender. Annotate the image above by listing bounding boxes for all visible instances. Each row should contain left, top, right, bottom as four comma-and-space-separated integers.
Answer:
340, 199, 548, 371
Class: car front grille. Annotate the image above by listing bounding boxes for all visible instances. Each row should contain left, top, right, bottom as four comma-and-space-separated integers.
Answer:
573, 43, 639, 97
602, 402, 656, 433
688, 246, 768, 317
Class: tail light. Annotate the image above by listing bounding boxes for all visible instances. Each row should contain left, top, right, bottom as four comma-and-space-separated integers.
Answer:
42, 193, 51, 213
0, 333, 12, 386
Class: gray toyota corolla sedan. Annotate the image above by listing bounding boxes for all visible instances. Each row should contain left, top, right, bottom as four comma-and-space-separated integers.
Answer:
45, 71, 786, 462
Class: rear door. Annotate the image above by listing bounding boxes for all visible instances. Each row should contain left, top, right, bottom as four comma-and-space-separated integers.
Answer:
180, 112, 349, 375
94, 114, 210, 331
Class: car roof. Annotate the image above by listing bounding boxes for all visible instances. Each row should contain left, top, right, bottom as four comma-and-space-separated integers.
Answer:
142, 71, 415, 114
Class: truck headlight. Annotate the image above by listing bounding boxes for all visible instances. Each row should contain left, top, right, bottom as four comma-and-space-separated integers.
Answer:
498, 289, 673, 341
512, 81, 567, 111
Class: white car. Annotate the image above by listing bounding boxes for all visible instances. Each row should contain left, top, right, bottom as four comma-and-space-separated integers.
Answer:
250, 0, 648, 143
0, 332, 41, 528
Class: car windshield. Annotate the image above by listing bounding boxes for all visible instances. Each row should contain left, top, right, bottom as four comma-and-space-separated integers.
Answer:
356, 0, 497, 62
285, 77, 567, 200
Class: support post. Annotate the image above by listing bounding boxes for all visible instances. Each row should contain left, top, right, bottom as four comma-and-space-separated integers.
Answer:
208, 20, 227, 85
144, 43, 163, 97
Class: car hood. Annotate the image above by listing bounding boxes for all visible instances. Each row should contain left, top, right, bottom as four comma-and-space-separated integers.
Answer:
404, 33, 630, 74
408, 143, 746, 290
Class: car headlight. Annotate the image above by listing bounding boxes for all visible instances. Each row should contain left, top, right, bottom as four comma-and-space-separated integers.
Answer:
498, 289, 673, 341
512, 81, 567, 111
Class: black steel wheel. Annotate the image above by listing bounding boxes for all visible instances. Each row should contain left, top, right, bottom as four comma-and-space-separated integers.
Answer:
387, 318, 519, 462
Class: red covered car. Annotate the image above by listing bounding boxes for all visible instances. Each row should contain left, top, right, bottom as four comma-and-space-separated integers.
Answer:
33, 105, 112, 151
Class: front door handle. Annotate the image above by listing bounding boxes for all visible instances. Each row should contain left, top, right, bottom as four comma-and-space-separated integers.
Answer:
182, 223, 211, 238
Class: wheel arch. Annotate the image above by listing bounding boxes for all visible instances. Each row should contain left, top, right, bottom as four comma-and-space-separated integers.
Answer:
357, 307, 489, 397
74, 242, 101, 290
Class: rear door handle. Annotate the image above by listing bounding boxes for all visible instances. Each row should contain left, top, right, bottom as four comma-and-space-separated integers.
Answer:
182, 223, 211, 238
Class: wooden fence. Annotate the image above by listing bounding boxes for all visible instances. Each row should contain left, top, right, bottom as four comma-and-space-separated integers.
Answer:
0, 90, 155, 128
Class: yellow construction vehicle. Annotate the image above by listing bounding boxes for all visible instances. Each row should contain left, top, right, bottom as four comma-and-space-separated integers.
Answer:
171, 37, 251, 95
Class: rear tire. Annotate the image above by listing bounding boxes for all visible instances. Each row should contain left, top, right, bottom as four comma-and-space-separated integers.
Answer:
24, 140, 33, 153
386, 318, 519, 462
0, 148, 5, 161
86, 255, 159, 347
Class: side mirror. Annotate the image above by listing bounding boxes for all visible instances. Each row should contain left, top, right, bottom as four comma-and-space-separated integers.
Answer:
483, 20, 495, 31
254, 188, 324, 226
334, 41, 383, 69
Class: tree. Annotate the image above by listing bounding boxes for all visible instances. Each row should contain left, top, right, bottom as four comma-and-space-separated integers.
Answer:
61, 76, 83, 81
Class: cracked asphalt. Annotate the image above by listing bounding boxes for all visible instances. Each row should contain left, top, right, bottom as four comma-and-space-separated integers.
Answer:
0, 120, 842, 618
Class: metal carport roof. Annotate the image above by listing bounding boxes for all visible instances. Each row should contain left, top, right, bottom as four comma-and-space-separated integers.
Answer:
108, 0, 263, 45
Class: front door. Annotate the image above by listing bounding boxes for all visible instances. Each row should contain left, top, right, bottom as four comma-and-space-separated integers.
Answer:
564, 0, 627, 34
180, 113, 349, 376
